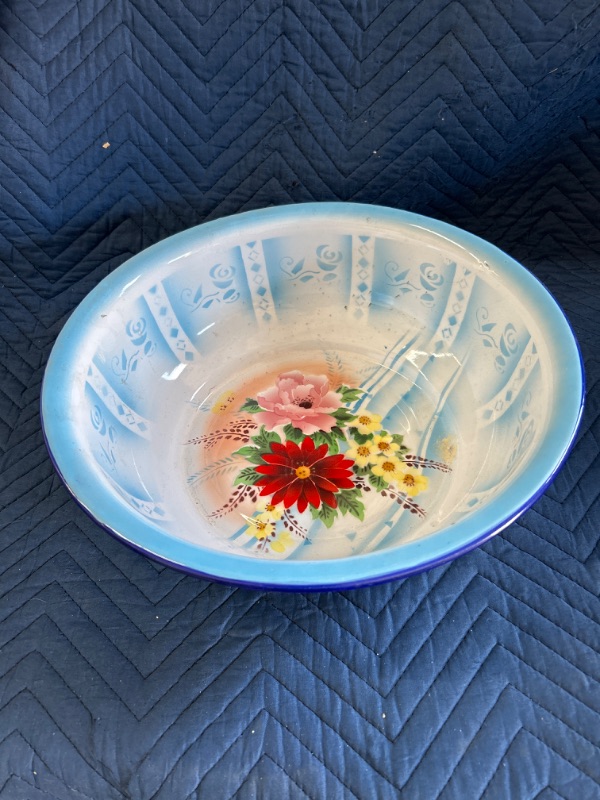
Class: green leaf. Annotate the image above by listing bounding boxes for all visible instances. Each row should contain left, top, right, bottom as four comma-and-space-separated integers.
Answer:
312, 430, 340, 454
353, 465, 370, 476
232, 445, 264, 464
233, 466, 262, 486
330, 425, 348, 442
348, 428, 372, 445
283, 424, 305, 443
332, 407, 356, 423
310, 503, 337, 528
240, 398, 262, 413
336, 488, 365, 521
336, 385, 364, 403
251, 426, 281, 450
391, 432, 409, 455
368, 473, 387, 492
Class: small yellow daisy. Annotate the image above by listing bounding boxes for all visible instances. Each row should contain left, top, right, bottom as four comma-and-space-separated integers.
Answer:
354, 410, 383, 435
372, 434, 400, 457
244, 517, 275, 540
395, 468, 428, 498
371, 454, 404, 483
438, 436, 458, 464
271, 531, 293, 553
346, 439, 377, 467
211, 390, 236, 413
256, 498, 284, 523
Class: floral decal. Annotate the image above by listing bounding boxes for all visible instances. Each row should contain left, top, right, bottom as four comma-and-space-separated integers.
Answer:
188, 371, 452, 555
254, 370, 342, 435
255, 437, 356, 513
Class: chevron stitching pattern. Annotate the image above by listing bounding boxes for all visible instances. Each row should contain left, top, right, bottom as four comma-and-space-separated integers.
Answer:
1, 1, 599, 797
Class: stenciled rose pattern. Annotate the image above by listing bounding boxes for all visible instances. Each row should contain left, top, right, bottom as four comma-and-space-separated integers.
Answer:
188, 371, 452, 555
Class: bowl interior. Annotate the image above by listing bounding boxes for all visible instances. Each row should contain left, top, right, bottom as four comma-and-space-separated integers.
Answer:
42, 205, 583, 586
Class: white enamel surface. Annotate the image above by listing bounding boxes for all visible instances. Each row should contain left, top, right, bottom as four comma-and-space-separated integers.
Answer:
41, 204, 583, 588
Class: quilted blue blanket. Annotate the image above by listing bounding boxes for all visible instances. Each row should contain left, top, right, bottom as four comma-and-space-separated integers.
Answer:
1, 1, 598, 797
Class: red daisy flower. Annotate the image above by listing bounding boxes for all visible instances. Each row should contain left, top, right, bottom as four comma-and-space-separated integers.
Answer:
255, 437, 356, 514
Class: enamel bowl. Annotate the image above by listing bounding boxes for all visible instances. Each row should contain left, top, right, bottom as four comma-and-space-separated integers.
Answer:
41, 204, 584, 589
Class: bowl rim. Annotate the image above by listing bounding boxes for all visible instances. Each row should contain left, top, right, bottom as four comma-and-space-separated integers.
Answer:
41, 202, 585, 590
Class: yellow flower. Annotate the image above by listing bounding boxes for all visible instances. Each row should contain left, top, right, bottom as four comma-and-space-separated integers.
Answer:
270, 531, 293, 553
256, 498, 284, 522
395, 468, 428, 497
211, 390, 236, 413
244, 517, 275, 540
372, 434, 400, 457
371, 454, 404, 483
346, 439, 377, 467
438, 436, 458, 464
354, 410, 382, 435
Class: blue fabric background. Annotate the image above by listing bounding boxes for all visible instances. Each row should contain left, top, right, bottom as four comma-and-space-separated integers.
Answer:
1, 1, 599, 797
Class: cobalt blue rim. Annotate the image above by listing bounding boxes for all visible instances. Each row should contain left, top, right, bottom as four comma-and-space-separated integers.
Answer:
40, 203, 586, 590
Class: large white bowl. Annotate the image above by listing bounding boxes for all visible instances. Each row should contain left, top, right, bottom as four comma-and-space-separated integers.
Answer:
41, 204, 584, 589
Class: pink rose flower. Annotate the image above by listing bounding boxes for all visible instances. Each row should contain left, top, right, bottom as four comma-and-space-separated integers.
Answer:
255, 371, 342, 435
